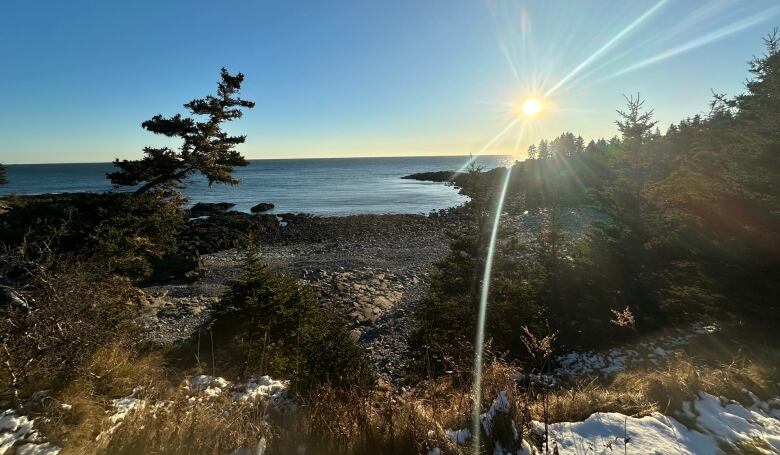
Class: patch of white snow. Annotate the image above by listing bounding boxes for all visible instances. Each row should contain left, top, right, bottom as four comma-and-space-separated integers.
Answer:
535, 389, 780, 454
445, 427, 471, 445
0, 409, 60, 455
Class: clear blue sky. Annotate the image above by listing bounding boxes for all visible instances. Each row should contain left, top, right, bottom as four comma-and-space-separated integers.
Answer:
1, 0, 778, 164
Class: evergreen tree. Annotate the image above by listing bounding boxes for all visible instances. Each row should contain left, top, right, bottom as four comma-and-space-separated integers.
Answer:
0, 163, 7, 186
585, 139, 597, 154
527, 143, 537, 160
108, 68, 255, 194
615, 93, 658, 151
575, 135, 585, 154
538, 139, 550, 160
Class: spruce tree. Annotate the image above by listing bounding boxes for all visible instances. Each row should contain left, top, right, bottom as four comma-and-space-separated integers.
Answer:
615, 93, 657, 151
575, 135, 585, 154
538, 139, 550, 160
108, 68, 255, 194
527, 144, 537, 160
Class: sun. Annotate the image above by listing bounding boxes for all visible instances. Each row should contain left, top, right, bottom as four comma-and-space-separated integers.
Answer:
522, 98, 542, 116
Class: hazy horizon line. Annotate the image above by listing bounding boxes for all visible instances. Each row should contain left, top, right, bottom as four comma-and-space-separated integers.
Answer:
3, 152, 513, 166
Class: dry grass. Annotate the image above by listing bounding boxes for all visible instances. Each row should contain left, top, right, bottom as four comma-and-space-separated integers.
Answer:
37, 343, 272, 455
290, 361, 527, 455
611, 352, 777, 415
528, 378, 655, 423
96, 395, 272, 455
525, 350, 777, 430
30, 343, 778, 454
37, 343, 169, 453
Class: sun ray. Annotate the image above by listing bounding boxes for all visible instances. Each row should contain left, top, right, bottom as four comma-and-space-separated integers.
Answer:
612, 5, 780, 77
544, 0, 669, 97
498, 38, 522, 82
457, 116, 520, 174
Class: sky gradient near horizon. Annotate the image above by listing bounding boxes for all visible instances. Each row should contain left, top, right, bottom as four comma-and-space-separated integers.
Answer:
1, 0, 779, 164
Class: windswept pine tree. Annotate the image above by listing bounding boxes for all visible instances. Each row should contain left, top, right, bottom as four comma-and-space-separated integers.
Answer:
108, 68, 255, 194
0, 162, 7, 185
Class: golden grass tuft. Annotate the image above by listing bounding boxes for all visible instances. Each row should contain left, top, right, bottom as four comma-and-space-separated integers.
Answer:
96, 394, 271, 455
38, 344, 165, 452
611, 352, 777, 415
32, 344, 778, 454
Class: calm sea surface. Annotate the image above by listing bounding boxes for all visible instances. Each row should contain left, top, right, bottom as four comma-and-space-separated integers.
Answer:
0, 156, 511, 216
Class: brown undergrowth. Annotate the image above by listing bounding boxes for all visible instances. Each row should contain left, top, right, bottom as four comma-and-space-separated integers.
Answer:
29, 348, 779, 454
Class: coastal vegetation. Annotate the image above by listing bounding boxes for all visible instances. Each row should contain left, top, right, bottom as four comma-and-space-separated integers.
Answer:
0, 29, 778, 455
108, 68, 255, 194
410, 31, 780, 379
201, 245, 375, 394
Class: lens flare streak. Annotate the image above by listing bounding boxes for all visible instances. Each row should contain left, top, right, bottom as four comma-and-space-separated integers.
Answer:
544, 0, 669, 97
612, 5, 780, 77
470, 123, 525, 452
457, 116, 519, 174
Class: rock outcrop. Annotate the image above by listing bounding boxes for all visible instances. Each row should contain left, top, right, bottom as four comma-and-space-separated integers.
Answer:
189, 202, 235, 216
250, 202, 275, 213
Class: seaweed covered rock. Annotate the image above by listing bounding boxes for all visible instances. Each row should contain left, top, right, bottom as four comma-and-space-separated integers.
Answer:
179, 212, 282, 254
250, 202, 274, 213
189, 202, 235, 217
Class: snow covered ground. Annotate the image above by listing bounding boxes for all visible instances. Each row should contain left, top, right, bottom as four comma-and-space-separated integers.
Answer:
185, 374, 289, 408
553, 323, 719, 378
0, 409, 60, 455
534, 389, 780, 454
95, 374, 290, 448
436, 388, 779, 454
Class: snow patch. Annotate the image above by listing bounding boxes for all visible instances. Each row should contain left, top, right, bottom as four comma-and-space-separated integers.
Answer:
481, 391, 511, 437
188, 375, 231, 398
109, 387, 145, 424
186, 375, 289, 409
0, 409, 60, 455
535, 389, 780, 454
445, 427, 471, 445
689, 391, 780, 453
231, 376, 288, 405
492, 440, 533, 455
553, 323, 720, 378
97, 386, 146, 439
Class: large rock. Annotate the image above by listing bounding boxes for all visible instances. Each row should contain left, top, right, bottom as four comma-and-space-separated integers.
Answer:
180, 212, 282, 254
250, 202, 275, 213
190, 202, 235, 217
150, 252, 202, 282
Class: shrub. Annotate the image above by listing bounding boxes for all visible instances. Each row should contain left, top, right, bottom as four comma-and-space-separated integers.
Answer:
0, 191, 186, 280
203, 248, 375, 394
0, 247, 141, 401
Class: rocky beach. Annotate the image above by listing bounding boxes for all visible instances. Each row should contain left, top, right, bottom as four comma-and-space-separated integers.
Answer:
140, 211, 462, 381
138, 203, 599, 382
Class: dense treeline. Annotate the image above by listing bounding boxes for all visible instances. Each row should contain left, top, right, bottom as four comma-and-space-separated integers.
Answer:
410, 31, 780, 377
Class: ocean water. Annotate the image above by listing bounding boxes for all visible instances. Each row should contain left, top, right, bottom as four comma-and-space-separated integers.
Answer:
0, 156, 511, 216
